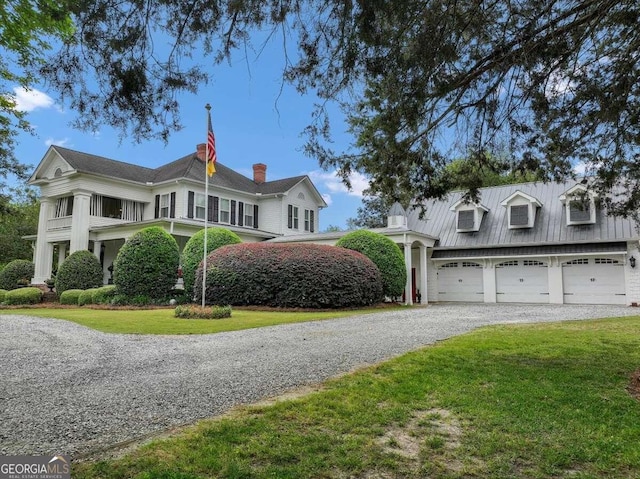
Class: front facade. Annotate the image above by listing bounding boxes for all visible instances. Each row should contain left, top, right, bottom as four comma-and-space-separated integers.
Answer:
28, 145, 326, 284
272, 180, 640, 306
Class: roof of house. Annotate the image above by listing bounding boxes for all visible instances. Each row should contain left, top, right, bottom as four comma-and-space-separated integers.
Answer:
48, 146, 313, 197
408, 180, 640, 248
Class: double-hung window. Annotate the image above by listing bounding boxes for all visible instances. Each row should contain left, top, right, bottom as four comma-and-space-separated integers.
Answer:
219, 198, 231, 223
194, 193, 206, 220
160, 194, 170, 218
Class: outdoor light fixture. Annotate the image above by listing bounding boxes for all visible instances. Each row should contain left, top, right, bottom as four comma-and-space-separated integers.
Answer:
630, 256, 636, 268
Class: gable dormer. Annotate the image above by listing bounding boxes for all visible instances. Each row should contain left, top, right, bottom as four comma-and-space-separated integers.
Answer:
450, 199, 488, 233
500, 190, 542, 229
559, 183, 598, 226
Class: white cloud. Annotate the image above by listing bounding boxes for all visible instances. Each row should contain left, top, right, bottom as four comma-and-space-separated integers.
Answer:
322, 193, 333, 206
573, 161, 587, 176
308, 170, 370, 198
11, 87, 56, 112
45, 137, 71, 147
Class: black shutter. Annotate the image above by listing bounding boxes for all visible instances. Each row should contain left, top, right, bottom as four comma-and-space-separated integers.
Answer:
253, 204, 259, 229
230, 200, 236, 225
169, 192, 176, 218
212, 196, 219, 222
207, 195, 214, 222
154, 195, 160, 218
187, 191, 194, 219
310, 210, 315, 233
287, 204, 293, 228
238, 202, 244, 226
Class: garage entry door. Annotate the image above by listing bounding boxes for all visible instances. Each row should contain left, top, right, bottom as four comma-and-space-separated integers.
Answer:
496, 260, 549, 303
562, 258, 626, 304
437, 262, 484, 302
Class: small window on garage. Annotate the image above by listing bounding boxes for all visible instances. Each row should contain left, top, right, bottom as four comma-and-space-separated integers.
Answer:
500, 260, 519, 267
523, 260, 544, 266
462, 262, 481, 268
566, 258, 589, 265
595, 258, 618, 264
440, 262, 458, 268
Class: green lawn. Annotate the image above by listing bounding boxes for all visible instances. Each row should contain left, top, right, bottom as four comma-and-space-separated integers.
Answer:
1, 306, 402, 334
73, 316, 640, 478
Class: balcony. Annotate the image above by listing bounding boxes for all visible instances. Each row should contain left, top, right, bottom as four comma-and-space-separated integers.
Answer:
47, 216, 72, 230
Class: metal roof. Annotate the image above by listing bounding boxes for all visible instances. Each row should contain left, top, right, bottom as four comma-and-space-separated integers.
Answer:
409, 180, 640, 247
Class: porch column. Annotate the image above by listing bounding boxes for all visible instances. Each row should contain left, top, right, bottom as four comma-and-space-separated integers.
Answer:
32, 199, 54, 283
57, 243, 67, 269
93, 240, 102, 262
419, 244, 428, 305
404, 242, 413, 305
70, 190, 92, 253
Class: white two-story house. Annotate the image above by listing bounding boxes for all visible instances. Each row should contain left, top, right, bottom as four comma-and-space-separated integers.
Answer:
28, 144, 326, 284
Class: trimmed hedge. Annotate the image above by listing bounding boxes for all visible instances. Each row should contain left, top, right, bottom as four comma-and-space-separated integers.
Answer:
336, 230, 407, 297
175, 305, 232, 319
181, 227, 242, 299
4, 287, 42, 305
0, 289, 7, 303
78, 288, 100, 306
59, 289, 84, 305
93, 285, 117, 304
55, 251, 104, 295
113, 226, 180, 300
0, 259, 35, 290
194, 243, 383, 308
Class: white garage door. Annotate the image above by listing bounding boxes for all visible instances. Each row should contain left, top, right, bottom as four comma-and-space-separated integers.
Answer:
495, 260, 549, 303
562, 258, 626, 304
437, 262, 484, 302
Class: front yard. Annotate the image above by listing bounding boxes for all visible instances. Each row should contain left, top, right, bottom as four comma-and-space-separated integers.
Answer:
71, 315, 640, 478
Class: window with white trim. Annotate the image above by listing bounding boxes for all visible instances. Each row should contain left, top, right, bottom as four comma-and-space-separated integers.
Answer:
566, 258, 589, 265
244, 202, 254, 227
499, 260, 519, 267
160, 194, 170, 218
462, 262, 481, 268
194, 193, 206, 220
304, 209, 311, 232
595, 258, 618, 264
457, 210, 475, 230
569, 200, 591, 222
439, 262, 458, 268
291, 206, 299, 229
219, 198, 230, 223
523, 260, 545, 266
510, 205, 529, 226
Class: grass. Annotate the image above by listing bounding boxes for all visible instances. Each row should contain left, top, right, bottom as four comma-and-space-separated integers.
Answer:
72, 315, 640, 478
0, 305, 403, 335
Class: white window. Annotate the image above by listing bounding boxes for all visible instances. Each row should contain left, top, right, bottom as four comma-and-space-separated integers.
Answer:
457, 210, 475, 230
219, 198, 230, 223
195, 193, 206, 220
510, 205, 529, 226
559, 184, 597, 226
293, 206, 299, 229
244, 203, 254, 227
304, 209, 310, 232
160, 194, 170, 218
569, 200, 591, 223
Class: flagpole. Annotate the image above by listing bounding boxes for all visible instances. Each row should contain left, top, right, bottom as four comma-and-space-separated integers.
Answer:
202, 103, 211, 307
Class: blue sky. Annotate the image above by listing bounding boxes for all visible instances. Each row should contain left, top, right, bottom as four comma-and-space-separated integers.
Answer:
10, 41, 369, 230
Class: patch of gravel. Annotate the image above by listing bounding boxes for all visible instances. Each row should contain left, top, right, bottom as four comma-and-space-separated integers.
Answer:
0, 303, 637, 458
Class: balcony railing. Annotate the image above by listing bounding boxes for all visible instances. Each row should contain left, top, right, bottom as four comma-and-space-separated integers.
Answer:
47, 216, 72, 230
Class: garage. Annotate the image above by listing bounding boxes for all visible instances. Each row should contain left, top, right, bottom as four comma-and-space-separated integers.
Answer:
495, 259, 549, 303
562, 258, 626, 304
437, 261, 484, 302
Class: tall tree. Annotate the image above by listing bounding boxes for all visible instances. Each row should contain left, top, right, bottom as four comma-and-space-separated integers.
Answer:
0, 187, 39, 266
15, 1, 640, 216
0, 0, 74, 195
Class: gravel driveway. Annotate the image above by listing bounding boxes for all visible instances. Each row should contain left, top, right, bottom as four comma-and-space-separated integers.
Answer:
1, 303, 637, 458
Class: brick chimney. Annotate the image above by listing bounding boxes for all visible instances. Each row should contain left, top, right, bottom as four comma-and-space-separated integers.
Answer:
196, 143, 206, 162
253, 163, 267, 184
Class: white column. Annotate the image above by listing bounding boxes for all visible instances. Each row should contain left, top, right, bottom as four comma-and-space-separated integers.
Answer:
548, 257, 564, 304
419, 244, 428, 305
404, 242, 413, 305
57, 243, 67, 269
32, 199, 54, 283
93, 240, 102, 262
70, 190, 92, 253
483, 261, 497, 303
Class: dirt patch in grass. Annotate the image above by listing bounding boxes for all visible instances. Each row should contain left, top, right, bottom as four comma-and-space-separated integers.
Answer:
627, 368, 640, 400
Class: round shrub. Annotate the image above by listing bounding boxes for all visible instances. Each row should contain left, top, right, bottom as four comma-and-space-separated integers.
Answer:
4, 287, 42, 305
181, 227, 242, 299
59, 289, 84, 305
336, 230, 407, 297
55, 250, 104, 295
113, 226, 180, 300
0, 259, 35, 290
92, 285, 117, 304
194, 243, 383, 308
78, 288, 100, 306
0, 289, 7, 303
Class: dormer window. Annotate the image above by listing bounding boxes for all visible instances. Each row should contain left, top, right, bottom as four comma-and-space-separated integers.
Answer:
559, 184, 597, 226
500, 191, 542, 229
450, 200, 488, 233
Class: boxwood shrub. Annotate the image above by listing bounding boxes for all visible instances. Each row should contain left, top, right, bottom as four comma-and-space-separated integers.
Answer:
181, 227, 242, 299
59, 289, 84, 305
4, 287, 42, 305
174, 304, 232, 319
0, 289, 7, 303
113, 226, 180, 300
0, 259, 35, 290
194, 243, 383, 308
336, 230, 407, 298
92, 285, 117, 304
78, 288, 100, 306
55, 251, 104, 295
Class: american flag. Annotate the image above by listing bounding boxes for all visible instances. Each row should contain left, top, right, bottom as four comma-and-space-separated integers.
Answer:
206, 110, 216, 176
